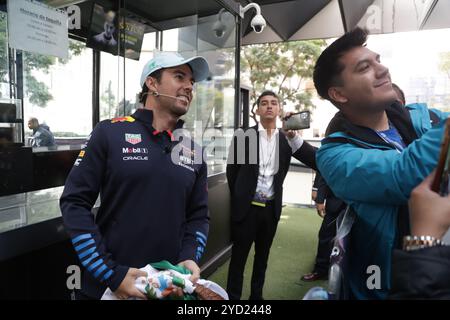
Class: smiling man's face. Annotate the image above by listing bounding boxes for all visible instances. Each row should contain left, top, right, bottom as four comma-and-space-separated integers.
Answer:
330, 46, 397, 112
152, 64, 195, 117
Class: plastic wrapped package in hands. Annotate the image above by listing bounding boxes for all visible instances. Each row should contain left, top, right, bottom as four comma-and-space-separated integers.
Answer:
101, 261, 228, 300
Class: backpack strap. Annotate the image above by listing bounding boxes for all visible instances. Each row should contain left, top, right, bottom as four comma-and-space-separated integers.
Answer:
329, 205, 357, 300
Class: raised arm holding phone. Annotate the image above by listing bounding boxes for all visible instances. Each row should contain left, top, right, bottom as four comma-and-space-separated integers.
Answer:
226, 90, 317, 300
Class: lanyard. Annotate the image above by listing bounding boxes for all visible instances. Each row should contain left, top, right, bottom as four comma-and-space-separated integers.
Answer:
260, 130, 277, 177
375, 123, 405, 153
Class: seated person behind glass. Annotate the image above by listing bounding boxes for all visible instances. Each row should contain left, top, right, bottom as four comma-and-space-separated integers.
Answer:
28, 117, 55, 147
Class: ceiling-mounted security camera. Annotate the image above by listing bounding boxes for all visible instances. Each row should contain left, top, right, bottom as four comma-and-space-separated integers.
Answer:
250, 13, 266, 33
213, 8, 228, 38
240, 3, 266, 34
213, 20, 226, 37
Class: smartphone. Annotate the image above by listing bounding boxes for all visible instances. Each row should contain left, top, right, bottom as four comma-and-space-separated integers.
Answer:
283, 111, 311, 130
431, 118, 450, 195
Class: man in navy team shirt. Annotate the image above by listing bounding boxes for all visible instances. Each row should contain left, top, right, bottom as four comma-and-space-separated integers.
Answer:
60, 52, 211, 300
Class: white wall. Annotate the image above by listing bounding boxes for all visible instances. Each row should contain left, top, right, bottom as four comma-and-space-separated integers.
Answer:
283, 169, 315, 206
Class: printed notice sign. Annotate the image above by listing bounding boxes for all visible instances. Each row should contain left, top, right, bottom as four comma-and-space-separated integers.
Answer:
7, 0, 68, 59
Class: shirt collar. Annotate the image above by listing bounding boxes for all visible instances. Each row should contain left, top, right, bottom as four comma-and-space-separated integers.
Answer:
258, 127, 279, 139
131, 108, 185, 130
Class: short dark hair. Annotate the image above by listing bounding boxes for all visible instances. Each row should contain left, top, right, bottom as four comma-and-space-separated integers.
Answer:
139, 69, 163, 104
392, 83, 405, 105
313, 27, 368, 101
256, 90, 279, 106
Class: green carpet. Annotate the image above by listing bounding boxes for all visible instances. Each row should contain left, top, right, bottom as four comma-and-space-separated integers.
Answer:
207, 206, 328, 300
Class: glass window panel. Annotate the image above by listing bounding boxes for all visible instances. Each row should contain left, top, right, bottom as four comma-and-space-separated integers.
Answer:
162, 9, 237, 175
99, 6, 238, 176
22, 39, 93, 149
0, 11, 10, 99
0, 187, 64, 233
100, 32, 157, 120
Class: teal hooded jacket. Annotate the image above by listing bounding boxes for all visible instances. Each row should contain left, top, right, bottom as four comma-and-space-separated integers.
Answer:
317, 103, 448, 299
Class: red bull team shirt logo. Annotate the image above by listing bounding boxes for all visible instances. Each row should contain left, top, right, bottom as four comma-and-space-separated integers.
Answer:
125, 133, 142, 145
111, 116, 135, 123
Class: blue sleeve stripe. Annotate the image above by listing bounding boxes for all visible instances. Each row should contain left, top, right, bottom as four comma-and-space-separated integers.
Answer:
94, 264, 108, 278
78, 247, 96, 260
87, 258, 104, 272
72, 234, 92, 244
196, 236, 206, 247
196, 247, 204, 260
81, 253, 99, 267
102, 270, 114, 281
74, 239, 95, 252
195, 231, 207, 242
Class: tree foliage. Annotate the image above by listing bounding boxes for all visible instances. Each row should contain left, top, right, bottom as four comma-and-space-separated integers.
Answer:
183, 84, 226, 133
240, 40, 325, 122
437, 52, 450, 111
439, 52, 450, 79
100, 80, 135, 119
22, 40, 85, 107
0, 12, 10, 87
0, 12, 85, 106
100, 80, 116, 119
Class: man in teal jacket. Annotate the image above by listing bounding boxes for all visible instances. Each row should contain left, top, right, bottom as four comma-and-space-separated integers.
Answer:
313, 27, 448, 299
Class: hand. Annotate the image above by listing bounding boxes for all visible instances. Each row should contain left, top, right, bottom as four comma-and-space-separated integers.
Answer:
316, 203, 326, 218
409, 171, 450, 239
168, 258, 201, 299
114, 268, 148, 300
178, 259, 200, 284
284, 130, 298, 139
311, 190, 317, 201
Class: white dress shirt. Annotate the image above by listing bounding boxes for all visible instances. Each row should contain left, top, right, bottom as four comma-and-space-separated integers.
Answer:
254, 128, 303, 201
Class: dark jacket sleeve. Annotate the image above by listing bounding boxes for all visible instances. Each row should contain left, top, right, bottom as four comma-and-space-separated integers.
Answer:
314, 172, 329, 204
292, 140, 317, 171
226, 132, 241, 194
389, 246, 450, 299
312, 172, 320, 190
60, 122, 128, 292
178, 159, 210, 263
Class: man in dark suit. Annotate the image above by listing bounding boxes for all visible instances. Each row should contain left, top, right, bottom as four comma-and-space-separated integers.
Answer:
302, 172, 346, 281
226, 90, 317, 300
